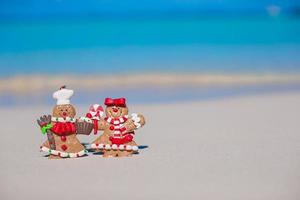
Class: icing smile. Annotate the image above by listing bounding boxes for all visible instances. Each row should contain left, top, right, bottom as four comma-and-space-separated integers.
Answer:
109, 107, 123, 117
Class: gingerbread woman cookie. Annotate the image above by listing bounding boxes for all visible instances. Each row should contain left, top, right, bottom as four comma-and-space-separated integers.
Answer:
37, 86, 93, 159
90, 98, 145, 157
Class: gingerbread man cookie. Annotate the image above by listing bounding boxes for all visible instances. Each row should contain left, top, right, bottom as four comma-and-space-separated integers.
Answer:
37, 86, 93, 159
89, 98, 146, 157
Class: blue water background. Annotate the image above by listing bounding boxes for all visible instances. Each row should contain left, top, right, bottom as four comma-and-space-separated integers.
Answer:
0, 16, 300, 76
1, 6, 300, 106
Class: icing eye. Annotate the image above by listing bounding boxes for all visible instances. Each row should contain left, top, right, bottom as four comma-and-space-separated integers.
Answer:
60, 109, 63, 111
65, 109, 68, 111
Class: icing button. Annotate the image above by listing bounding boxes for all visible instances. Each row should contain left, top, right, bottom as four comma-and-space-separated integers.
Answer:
61, 144, 68, 151
61, 136, 66, 142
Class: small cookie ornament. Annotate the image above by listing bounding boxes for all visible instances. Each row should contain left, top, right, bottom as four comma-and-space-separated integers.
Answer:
37, 86, 93, 159
90, 97, 146, 157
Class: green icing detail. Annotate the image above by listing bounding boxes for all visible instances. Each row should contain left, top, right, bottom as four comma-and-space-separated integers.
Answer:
41, 123, 53, 135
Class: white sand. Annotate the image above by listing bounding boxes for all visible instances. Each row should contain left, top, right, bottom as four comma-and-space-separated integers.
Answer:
0, 92, 299, 200
2, 73, 300, 94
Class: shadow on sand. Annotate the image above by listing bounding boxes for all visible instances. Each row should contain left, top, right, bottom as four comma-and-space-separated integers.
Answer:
42, 144, 149, 157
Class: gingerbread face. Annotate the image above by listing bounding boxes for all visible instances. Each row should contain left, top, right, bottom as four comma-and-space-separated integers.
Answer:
105, 106, 128, 118
52, 104, 76, 118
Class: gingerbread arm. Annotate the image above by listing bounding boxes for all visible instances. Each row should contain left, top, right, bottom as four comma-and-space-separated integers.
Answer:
37, 115, 56, 150
124, 113, 146, 132
137, 114, 146, 127
97, 118, 108, 130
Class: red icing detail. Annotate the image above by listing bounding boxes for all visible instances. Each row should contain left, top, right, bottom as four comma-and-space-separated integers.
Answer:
120, 127, 126, 132
109, 125, 114, 130
86, 113, 92, 118
61, 135, 66, 142
105, 116, 128, 125
93, 119, 98, 135
109, 134, 133, 145
104, 98, 126, 107
113, 108, 118, 112
58, 152, 61, 157
61, 144, 68, 151
51, 122, 76, 135
88, 104, 104, 118
96, 143, 99, 146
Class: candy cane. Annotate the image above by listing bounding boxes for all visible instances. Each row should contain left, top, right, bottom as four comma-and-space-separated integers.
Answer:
86, 104, 104, 134
88, 104, 104, 119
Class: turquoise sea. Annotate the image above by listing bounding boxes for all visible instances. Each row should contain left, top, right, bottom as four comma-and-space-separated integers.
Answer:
0, 16, 300, 106
0, 16, 300, 76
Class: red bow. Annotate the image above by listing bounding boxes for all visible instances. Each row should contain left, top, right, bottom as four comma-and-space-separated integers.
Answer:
104, 98, 126, 107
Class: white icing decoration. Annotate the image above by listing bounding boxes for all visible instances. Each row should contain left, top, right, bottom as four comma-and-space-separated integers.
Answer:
90, 143, 138, 151
51, 117, 76, 123
131, 113, 142, 129
40, 146, 86, 158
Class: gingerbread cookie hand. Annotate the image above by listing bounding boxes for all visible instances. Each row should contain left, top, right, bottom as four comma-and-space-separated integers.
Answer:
137, 114, 145, 127
130, 113, 145, 129
124, 118, 136, 132
37, 115, 52, 127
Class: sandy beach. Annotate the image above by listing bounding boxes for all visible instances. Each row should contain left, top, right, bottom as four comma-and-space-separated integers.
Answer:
1, 73, 300, 94
0, 91, 299, 199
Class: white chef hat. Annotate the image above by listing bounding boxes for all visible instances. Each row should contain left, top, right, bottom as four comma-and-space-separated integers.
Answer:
53, 86, 74, 105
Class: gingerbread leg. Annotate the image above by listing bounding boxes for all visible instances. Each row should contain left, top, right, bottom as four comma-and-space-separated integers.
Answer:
49, 155, 62, 159
118, 141, 137, 157
118, 150, 133, 157
103, 150, 118, 157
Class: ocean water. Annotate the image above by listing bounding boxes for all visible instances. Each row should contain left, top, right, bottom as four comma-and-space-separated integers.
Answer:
1, 16, 300, 106
0, 16, 300, 76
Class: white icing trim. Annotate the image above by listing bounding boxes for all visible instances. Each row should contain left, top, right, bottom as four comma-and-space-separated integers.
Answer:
131, 113, 142, 129
79, 117, 93, 123
90, 143, 138, 151
92, 116, 100, 120
126, 145, 132, 151
40, 146, 87, 158
132, 146, 139, 151
51, 117, 76, 123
